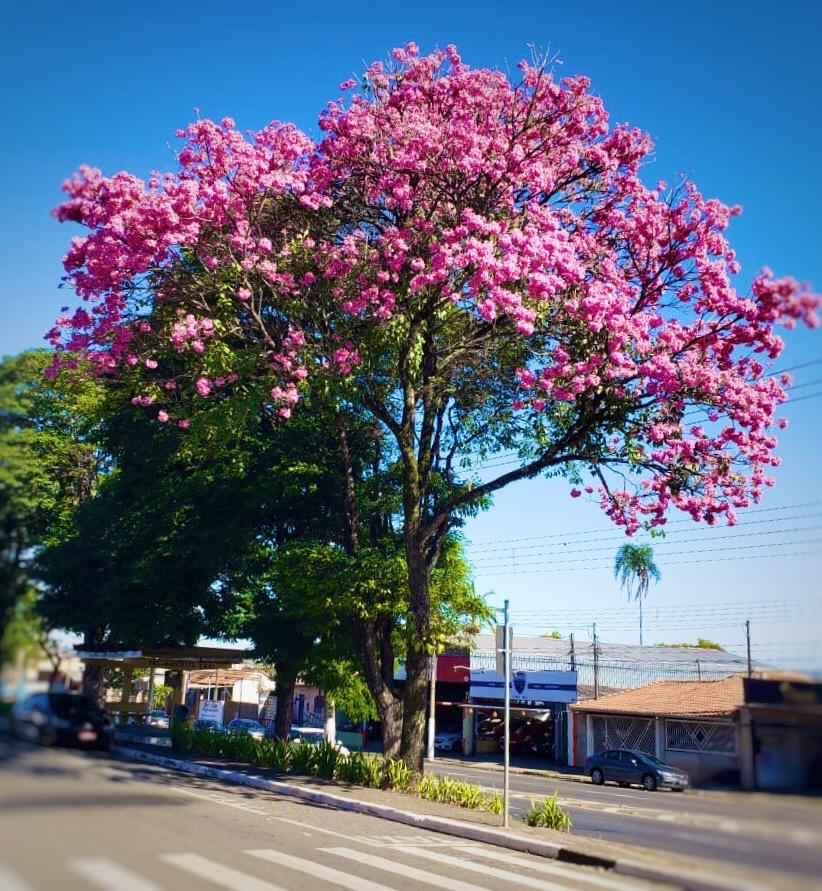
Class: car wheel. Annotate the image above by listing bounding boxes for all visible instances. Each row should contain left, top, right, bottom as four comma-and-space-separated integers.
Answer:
642, 773, 658, 792
591, 767, 605, 785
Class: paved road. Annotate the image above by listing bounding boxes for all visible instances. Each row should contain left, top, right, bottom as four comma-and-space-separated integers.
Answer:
430, 760, 822, 882
0, 741, 661, 891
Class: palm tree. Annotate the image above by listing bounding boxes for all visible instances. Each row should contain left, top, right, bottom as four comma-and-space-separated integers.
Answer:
614, 543, 661, 646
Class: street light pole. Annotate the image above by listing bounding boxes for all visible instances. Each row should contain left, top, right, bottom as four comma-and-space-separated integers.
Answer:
426, 653, 437, 761
503, 598, 511, 829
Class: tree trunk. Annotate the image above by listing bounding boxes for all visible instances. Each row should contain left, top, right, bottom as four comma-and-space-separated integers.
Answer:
380, 695, 404, 760
358, 616, 403, 757
399, 540, 432, 771
399, 646, 429, 771
82, 664, 106, 703
273, 662, 297, 740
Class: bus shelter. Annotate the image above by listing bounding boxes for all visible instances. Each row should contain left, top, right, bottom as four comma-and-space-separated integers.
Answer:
76, 645, 249, 721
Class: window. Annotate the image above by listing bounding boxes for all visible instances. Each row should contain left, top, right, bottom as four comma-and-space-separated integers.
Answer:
666, 720, 736, 754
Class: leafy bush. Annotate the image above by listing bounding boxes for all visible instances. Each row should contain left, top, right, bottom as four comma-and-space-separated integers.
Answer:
336, 750, 367, 785
313, 740, 341, 779
361, 753, 386, 788
482, 791, 504, 815
523, 792, 572, 832
171, 726, 500, 816
289, 740, 318, 775
384, 757, 414, 792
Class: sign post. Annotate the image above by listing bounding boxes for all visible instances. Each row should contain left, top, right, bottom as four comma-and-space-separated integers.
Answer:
499, 601, 512, 828
426, 654, 437, 761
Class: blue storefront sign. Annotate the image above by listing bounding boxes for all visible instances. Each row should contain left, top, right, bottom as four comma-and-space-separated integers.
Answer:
469, 669, 578, 704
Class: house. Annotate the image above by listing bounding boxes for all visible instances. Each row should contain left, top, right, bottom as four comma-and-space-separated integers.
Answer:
570, 676, 744, 784
186, 667, 275, 722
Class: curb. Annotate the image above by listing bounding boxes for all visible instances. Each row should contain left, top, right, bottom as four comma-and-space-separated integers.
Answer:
117, 745, 760, 891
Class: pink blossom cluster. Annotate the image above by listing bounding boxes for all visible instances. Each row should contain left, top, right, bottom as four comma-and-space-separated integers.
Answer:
48, 44, 821, 532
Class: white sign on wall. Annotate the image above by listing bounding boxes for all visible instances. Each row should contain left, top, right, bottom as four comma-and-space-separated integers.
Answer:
198, 699, 225, 724
470, 669, 578, 704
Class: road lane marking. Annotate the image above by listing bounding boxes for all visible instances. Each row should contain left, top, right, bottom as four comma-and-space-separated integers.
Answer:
265, 814, 466, 848
69, 858, 162, 891
666, 832, 756, 853
393, 846, 564, 889
321, 846, 494, 891
161, 853, 286, 890
246, 848, 396, 890
448, 845, 644, 891
0, 866, 31, 891
171, 785, 268, 814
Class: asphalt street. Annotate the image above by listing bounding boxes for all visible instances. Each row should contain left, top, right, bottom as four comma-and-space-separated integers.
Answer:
430, 760, 822, 881
0, 741, 663, 891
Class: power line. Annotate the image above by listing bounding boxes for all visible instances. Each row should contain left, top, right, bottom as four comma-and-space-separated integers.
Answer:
472, 547, 822, 576
470, 530, 822, 569
467, 515, 822, 559
464, 499, 822, 547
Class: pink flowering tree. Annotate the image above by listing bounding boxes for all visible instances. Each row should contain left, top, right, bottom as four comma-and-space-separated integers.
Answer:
50, 44, 820, 768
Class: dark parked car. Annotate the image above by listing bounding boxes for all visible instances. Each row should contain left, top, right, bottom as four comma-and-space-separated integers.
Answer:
488, 714, 554, 756
11, 693, 114, 751
585, 749, 690, 791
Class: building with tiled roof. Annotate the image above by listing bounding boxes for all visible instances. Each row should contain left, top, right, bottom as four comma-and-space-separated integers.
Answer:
570, 676, 746, 784
570, 676, 743, 719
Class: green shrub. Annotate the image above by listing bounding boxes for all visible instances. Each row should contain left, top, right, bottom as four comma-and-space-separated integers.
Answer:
384, 757, 414, 792
336, 751, 366, 784
169, 720, 192, 752
313, 740, 341, 779
289, 739, 318, 775
361, 754, 385, 788
523, 792, 572, 832
481, 791, 504, 815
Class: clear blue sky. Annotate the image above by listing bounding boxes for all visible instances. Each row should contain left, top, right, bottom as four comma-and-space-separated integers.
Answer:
2, 2, 820, 670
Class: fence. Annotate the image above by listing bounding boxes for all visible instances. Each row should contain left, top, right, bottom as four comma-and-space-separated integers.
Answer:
471, 650, 746, 692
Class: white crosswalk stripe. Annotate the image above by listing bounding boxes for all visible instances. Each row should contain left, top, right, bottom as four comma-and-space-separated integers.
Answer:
0, 865, 31, 891
321, 846, 495, 890
161, 853, 286, 890
394, 845, 567, 889
246, 848, 397, 890
69, 857, 162, 891
448, 845, 645, 891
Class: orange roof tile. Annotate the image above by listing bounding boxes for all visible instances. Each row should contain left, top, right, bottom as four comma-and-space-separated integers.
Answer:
571, 676, 743, 718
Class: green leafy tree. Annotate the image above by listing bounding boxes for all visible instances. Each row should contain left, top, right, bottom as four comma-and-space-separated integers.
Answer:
0, 350, 104, 648
614, 543, 661, 646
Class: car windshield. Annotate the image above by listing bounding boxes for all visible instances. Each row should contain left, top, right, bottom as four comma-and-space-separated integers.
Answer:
48, 694, 98, 717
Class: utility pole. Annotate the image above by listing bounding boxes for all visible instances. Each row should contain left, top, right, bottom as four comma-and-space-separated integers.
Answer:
592, 622, 599, 700
746, 620, 752, 679
569, 634, 576, 671
503, 599, 511, 828
426, 653, 438, 761
639, 598, 644, 646
696, 659, 701, 681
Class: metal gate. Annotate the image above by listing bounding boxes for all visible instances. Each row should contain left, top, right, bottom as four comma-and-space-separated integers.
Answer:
592, 715, 656, 755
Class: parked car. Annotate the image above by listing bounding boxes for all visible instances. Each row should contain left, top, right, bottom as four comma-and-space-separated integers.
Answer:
193, 718, 224, 733
288, 725, 351, 756
494, 714, 554, 756
11, 693, 114, 751
226, 718, 267, 739
146, 709, 169, 729
585, 749, 690, 791
433, 725, 462, 752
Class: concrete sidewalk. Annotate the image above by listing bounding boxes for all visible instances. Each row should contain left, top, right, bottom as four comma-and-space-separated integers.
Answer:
114, 744, 800, 891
